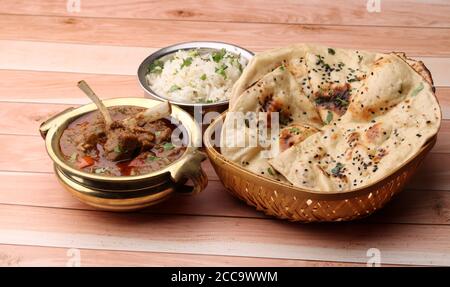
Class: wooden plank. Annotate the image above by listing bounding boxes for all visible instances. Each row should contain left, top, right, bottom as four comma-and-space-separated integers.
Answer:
0, 15, 449, 56
1, 41, 449, 86
0, 170, 448, 225
438, 87, 450, 119
0, 243, 366, 267
0, 70, 144, 104
0, 171, 258, 218
0, 0, 446, 269
0, 40, 156, 76
0, 0, 449, 28
407, 154, 450, 191
0, 204, 448, 265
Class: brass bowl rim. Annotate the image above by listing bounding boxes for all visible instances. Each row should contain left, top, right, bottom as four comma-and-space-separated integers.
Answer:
204, 111, 438, 198
42, 97, 202, 182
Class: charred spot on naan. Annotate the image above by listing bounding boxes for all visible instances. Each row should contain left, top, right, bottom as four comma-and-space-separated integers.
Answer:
279, 124, 319, 152
314, 83, 351, 116
258, 92, 292, 127
363, 122, 392, 146
372, 148, 388, 164
346, 131, 360, 147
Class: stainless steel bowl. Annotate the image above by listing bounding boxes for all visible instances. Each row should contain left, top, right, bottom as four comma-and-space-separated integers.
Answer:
137, 41, 254, 116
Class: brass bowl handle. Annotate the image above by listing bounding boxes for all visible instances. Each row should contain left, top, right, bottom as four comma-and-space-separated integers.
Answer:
39, 107, 75, 139
176, 150, 208, 195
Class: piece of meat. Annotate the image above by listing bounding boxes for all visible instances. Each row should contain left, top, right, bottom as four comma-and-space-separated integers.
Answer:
78, 117, 174, 162
104, 128, 141, 161
154, 126, 172, 143
137, 133, 155, 151
77, 121, 106, 151
138, 120, 172, 142
126, 125, 156, 151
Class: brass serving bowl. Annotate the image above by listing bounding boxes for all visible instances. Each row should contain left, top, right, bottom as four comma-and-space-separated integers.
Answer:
40, 98, 208, 211
204, 112, 437, 222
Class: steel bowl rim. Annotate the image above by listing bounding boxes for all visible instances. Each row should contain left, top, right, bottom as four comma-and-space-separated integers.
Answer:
137, 41, 254, 108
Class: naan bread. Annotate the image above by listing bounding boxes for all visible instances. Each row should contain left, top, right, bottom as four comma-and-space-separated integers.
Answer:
229, 44, 310, 108
221, 64, 321, 181
222, 44, 441, 192
303, 47, 379, 123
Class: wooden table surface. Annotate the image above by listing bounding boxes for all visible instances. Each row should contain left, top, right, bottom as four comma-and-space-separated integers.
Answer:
0, 0, 449, 267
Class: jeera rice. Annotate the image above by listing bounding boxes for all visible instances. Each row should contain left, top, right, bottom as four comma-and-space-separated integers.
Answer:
146, 48, 247, 103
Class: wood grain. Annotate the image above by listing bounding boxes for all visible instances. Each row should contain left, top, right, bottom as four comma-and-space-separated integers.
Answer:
0, 204, 449, 265
0, 244, 368, 267
0, 70, 144, 104
1, 15, 450, 56
0, 40, 156, 76
0, 171, 259, 218
0, 2, 448, 267
0, 170, 448, 225
1, 0, 449, 28
1, 40, 449, 86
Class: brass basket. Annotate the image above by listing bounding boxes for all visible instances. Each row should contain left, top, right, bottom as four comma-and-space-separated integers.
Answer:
204, 112, 437, 222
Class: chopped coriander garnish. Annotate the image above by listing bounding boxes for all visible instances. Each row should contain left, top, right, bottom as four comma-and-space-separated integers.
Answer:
169, 85, 181, 92
147, 60, 164, 74
289, 127, 301, 134
200, 74, 207, 81
230, 56, 243, 72
188, 49, 200, 57
411, 83, 424, 97
325, 111, 333, 124
212, 48, 227, 63
155, 131, 161, 137
238, 62, 243, 72
147, 155, 158, 161
279, 65, 285, 71
69, 152, 78, 163
331, 163, 343, 176
197, 98, 215, 104
267, 167, 275, 176
180, 57, 193, 68
163, 142, 174, 151
328, 48, 336, 55
114, 146, 121, 154
94, 167, 108, 174
336, 97, 349, 106
215, 64, 228, 79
